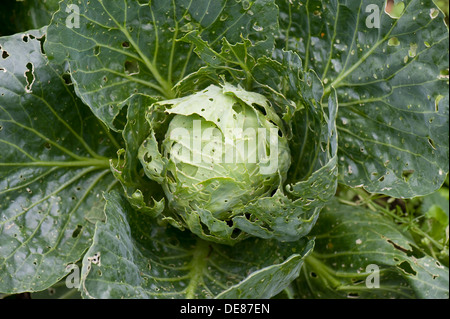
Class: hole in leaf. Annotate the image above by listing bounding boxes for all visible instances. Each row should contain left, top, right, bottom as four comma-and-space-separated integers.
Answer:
93, 46, 100, 56
310, 272, 317, 278
253, 103, 267, 116
387, 239, 410, 254
435, 94, 444, 112
402, 169, 414, 182
430, 8, 439, 19
231, 227, 242, 239
22, 35, 29, 42
24, 62, 35, 93
72, 225, 83, 238
232, 103, 242, 113
385, 0, 405, 19
62, 73, 72, 85
122, 41, 130, 48
144, 152, 152, 163
167, 170, 176, 183
428, 138, 437, 150
2, 50, 9, 59
396, 261, 417, 276
37, 35, 46, 55
386, 240, 424, 259
351, 279, 364, 285
347, 292, 360, 298
124, 60, 140, 75
408, 43, 418, 58
439, 68, 449, 79
388, 37, 400, 47
112, 104, 128, 131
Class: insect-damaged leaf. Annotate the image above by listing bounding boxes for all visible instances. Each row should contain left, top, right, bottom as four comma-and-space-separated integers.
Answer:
45, 0, 279, 130
277, 0, 449, 198
0, 29, 118, 294
80, 191, 314, 299
294, 200, 449, 299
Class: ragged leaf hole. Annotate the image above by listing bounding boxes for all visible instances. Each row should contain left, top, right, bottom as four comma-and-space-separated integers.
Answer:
144, 152, 152, 163
124, 60, 140, 75
402, 170, 414, 182
93, 46, 100, 56
62, 73, 72, 85
25, 62, 35, 93
396, 261, 417, 276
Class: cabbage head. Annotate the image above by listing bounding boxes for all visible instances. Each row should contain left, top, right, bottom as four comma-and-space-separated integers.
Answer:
136, 82, 336, 245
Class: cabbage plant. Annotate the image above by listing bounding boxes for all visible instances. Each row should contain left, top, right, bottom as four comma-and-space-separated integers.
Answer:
0, 0, 448, 300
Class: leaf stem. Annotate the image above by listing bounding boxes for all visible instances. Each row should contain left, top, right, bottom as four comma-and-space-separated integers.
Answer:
0, 158, 110, 168
184, 239, 210, 298
304, 254, 341, 289
284, 3, 293, 51
303, 0, 311, 72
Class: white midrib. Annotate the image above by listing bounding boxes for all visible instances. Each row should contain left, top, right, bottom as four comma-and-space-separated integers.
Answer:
184, 239, 210, 298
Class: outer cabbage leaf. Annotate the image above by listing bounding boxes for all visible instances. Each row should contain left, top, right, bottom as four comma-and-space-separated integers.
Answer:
45, 0, 279, 130
80, 191, 314, 299
0, 29, 118, 294
277, 0, 449, 198
109, 94, 166, 219
293, 200, 449, 299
